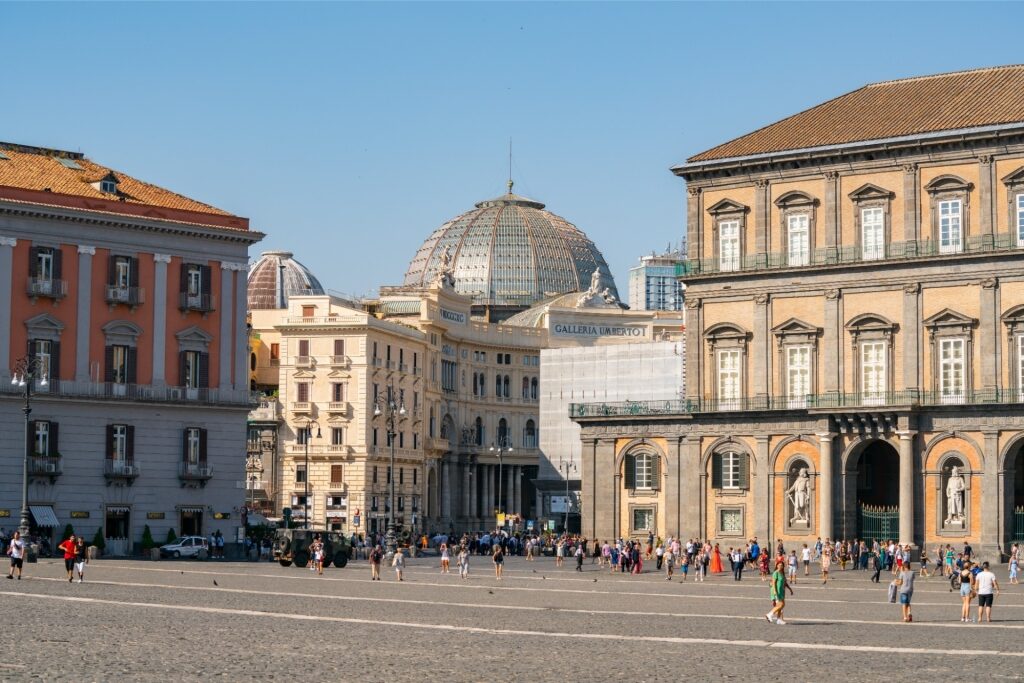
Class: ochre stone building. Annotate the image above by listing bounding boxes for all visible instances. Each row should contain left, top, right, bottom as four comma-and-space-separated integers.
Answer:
573, 66, 1024, 561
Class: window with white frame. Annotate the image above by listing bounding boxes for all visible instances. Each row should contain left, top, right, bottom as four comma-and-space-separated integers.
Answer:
634, 453, 654, 489
1017, 193, 1024, 246
34, 421, 49, 456
861, 341, 887, 404
632, 508, 654, 532
33, 340, 52, 382
37, 249, 54, 282
719, 220, 740, 272
939, 338, 966, 402
1018, 335, 1024, 397
186, 265, 202, 297
721, 451, 740, 489
111, 425, 127, 461
787, 214, 810, 266
938, 199, 963, 254
861, 207, 884, 260
182, 350, 200, 389
717, 349, 741, 408
186, 428, 201, 464
786, 345, 811, 407
331, 427, 345, 446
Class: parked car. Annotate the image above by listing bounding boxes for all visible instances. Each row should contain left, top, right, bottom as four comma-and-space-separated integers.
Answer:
159, 535, 209, 559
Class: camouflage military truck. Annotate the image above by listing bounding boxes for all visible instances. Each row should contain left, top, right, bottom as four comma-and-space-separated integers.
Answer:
273, 528, 350, 569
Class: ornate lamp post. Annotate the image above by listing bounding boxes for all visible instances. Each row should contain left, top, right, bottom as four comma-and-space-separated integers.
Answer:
301, 419, 321, 530
558, 457, 577, 534
373, 386, 405, 557
11, 356, 48, 538
489, 436, 513, 526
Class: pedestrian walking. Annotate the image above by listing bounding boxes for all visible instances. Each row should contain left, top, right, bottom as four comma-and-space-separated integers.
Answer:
458, 545, 470, 579
786, 550, 798, 584
871, 548, 883, 583
6, 531, 25, 580
731, 547, 744, 581
310, 535, 324, 575
574, 544, 584, 572
440, 542, 451, 573
392, 548, 405, 581
493, 544, 505, 580
975, 562, 1000, 623
801, 544, 810, 576
766, 560, 793, 625
555, 539, 565, 567
74, 536, 88, 583
1009, 544, 1019, 585
57, 534, 77, 583
895, 562, 916, 622
957, 561, 975, 622
821, 548, 831, 584
369, 544, 383, 581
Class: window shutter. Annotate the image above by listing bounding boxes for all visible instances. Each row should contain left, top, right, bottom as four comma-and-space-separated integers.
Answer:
48, 422, 59, 457
107, 255, 117, 286
181, 429, 189, 463
28, 246, 40, 277
126, 347, 137, 384
624, 453, 636, 489
712, 452, 723, 489
104, 346, 115, 383
50, 341, 60, 382
201, 266, 212, 297
298, 339, 309, 357
198, 352, 210, 388
126, 425, 135, 463
106, 425, 114, 460
739, 453, 751, 489
52, 247, 63, 280
179, 263, 188, 294
178, 351, 188, 387
651, 455, 661, 490
199, 428, 208, 463
129, 257, 140, 287
334, 339, 344, 356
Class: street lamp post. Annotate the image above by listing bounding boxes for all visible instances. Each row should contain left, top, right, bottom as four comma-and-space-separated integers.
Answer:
11, 356, 49, 539
302, 419, 321, 530
373, 386, 405, 557
558, 458, 577, 534
489, 436, 513, 527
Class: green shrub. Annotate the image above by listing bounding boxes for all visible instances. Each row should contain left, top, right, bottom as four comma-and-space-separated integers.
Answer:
61, 523, 75, 541
165, 528, 177, 544
91, 528, 105, 551
141, 525, 156, 550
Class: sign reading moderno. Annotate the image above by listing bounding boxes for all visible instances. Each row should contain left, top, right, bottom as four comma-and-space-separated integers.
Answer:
440, 308, 466, 325
552, 323, 645, 338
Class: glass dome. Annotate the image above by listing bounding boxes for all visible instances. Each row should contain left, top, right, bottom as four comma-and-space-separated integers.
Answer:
403, 188, 618, 313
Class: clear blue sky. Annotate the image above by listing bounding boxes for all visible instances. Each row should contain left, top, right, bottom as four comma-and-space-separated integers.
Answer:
5, 2, 1021, 298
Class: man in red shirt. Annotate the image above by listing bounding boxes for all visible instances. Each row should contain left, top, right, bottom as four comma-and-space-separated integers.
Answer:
57, 534, 77, 583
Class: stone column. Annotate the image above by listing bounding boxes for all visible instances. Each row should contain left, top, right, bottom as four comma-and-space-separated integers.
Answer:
484, 465, 493, 519
902, 164, 919, 243
755, 436, 770, 543
468, 463, 477, 522
505, 464, 514, 515
74, 246, 95, 382
824, 171, 840, 248
981, 429, 1001, 560
980, 278, 999, 395
823, 290, 841, 397
753, 294, 770, 399
441, 459, 451, 522
979, 155, 995, 236
0, 236, 14, 376
513, 466, 522, 516
754, 178, 770, 255
219, 262, 235, 390
817, 432, 834, 540
897, 430, 916, 547
903, 283, 921, 393
461, 463, 471, 520
234, 265, 249, 390
686, 187, 702, 262
152, 254, 172, 386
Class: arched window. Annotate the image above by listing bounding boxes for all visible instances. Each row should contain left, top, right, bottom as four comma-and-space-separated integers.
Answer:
472, 372, 478, 396
523, 419, 537, 448
497, 418, 509, 443
474, 417, 484, 446
503, 375, 510, 398
624, 451, 660, 490
495, 374, 501, 397
522, 377, 530, 399
530, 377, 538, 400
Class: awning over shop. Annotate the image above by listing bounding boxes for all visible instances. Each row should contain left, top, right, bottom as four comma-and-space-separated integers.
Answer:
105, 506, 131, 514
29, 505, 59, 527
177, 506, 206, 513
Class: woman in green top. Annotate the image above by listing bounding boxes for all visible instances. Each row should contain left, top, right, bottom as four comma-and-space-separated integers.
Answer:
765, 561, 794, 625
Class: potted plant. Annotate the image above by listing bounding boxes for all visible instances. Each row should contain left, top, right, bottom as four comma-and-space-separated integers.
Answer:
90, 528, 105, 560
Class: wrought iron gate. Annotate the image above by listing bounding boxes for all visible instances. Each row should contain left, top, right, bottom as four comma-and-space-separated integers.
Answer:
859, 503, 899, 541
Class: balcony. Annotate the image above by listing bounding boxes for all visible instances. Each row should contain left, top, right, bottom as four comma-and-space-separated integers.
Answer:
285, 444, 353, 455
0, 378, 256, 407
428, 437, 450, 452
330, 355, 351, 368
294, 356, 313, 368
678, 233, 1023, 278
291, 401, 312, 414
327, 401, 350, 415
104, 460, 140, 483
371, 358, 384, 367
26, 277, 68, 301
398, 363, 409, 373
570, 389, 1024, 419
104, 285, 145, 307
28, 455, 62, 479
178, 292, 216, 313
179, 462, 213, 484
249, 398, 281, 422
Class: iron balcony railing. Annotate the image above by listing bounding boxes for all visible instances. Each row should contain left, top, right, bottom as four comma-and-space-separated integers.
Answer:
104, 460, 141, 480
179, 462, 214, 481
570, 388, 1024, 418
0, 377, 258, 407
678, 233, 1023, 278
104, 285, 145, 307
26, 277, 68, 300
178, 292, 216, 313
28, 455, 62, 476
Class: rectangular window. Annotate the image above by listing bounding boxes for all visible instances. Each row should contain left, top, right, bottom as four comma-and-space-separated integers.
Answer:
717, 349, 741, 409
413, 469, 418, 485
939, 338, 966, 403
719, 220, 740, 272
413, 433, 418, 449
186, 428, 201, 464
720, 508, 743, 534
632, 508, 653, 532
787, 214, 809, 266
301, 305, 315, 318
372, 428, 379, 447
112, 345, 130, 384
331, 383, 346, 402
372, 466, 378, 484
1019, 335, 1024, 398
398, 432, 405, 448
296, 382, 309, 402
111, 425, 127, 461
34, 420, 50, 456
1017, 194, 1024, 246
33, 339, 52, 383
295, 466, 306, 484
187, 265, 202, 296
786, 345, 811, 408
399, 468, 404, 485
270, 343, 280, 361
114, 256, 132, 288
334, 339, 345, 356
938, 199, 963, 254
722, 452, 740, 489
297, 339, 309, 359
861, 341, 887, 405
331, 427, 345, 446
861, 207, 884, 260
182, 350, 200, 389
330, 464, 343, 484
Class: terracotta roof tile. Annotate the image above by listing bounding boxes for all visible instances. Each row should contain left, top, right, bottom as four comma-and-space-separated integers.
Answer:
686, 65, 1024, 164
0, 142, 235, 217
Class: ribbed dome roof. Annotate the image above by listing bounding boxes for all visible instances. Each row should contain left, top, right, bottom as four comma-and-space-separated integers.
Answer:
403, 188, 618, 311
247, 251, 325, 310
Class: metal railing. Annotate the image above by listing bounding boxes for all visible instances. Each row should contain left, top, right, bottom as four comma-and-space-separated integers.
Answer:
26, 277, 68, 300
327, 401, 350, 414
179, 462, 214, 480
28, 455, 62, 476
0, 377, 257, 407
104, 460, 141, 479
104, 285, 145, 306
290, 401, 312, 413
178, 292, 216, 312
1014, 506, 1024, 542
294, 356, 313, 368
679, 233, 1023, 277
571, 388, 1024, 418
860, 504, 899, 541
330, 355, 350, 367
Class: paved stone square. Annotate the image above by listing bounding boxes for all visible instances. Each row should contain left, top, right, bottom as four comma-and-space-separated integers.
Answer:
0, 554, 1022, 681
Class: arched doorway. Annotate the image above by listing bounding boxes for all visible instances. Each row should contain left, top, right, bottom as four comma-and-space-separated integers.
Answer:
1012, 447, 1024, 544
847, 439, 900, 542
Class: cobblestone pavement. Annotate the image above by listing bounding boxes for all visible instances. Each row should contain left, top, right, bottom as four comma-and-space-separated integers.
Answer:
1, 556, 1023, 681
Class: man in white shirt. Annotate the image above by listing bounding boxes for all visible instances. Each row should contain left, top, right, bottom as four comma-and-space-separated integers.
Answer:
801, 544, 811, 576
6, 531, 25, 580
975, 562, 1000, 623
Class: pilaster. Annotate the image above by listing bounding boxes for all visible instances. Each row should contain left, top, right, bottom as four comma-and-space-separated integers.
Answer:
234, 264, 248, 389
980, 277, 999, 394
685, 298, 702, 400
823, 289, 841, 395
513, 466, 522, 516
897, 429, 916, 547
219, 262, 235, 389
682, 435, 701, 540
903, 283, 921, 392
824, 171, 840, 248
152, 254, 172, 385
0, 236, 16, 375
441, 459, 451, 522
754, 178, 770, 254
902, 163, 919, 242
461, 463, 471, 519
817, 432, 834, 540
753, 294, 770, 398
754, 435, 770, 544
979, 155, 995, 236
686, 187, 702, 261
505, 465, 514, 514
981, 429, 1002, 560
74, 246, 96, 382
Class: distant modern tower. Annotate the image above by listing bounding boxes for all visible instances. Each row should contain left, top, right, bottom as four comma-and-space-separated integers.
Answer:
628, 244, 686, 311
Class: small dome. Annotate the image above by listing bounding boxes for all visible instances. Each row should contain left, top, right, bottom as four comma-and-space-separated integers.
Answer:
403, 189, 618, 315
247, 251, 325, 310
